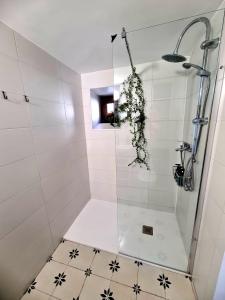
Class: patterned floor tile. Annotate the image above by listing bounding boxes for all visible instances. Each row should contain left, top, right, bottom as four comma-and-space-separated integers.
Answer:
91, 249, 117, 279
52, 265, 86, 300
69, 243, 95, 270
79, 274, 111, 300
52, 240, 78, 265
138, 263, 166, 298
21, 290, 50, 300
21, 239, 196, 300
35, 261, 66, 296
110, 281, 136, 300
163, 271, 195, 300
111, 255, 138, 288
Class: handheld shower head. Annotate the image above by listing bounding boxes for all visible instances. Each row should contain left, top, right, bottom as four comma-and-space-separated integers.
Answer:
162, 53, 186, 63
182, 63, 210, 76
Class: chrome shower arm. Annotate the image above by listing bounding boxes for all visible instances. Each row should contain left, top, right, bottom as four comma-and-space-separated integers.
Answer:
173, 17, 211, 68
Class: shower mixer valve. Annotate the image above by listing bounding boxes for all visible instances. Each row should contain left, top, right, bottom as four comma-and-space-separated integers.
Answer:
173, 142, 192, 187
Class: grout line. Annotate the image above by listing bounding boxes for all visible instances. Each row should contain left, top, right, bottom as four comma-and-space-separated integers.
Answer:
78, 245, 97, 296
35, 288, 60, 299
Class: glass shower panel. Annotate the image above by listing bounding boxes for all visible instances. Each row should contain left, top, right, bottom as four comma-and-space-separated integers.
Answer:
113, 10, 224, 272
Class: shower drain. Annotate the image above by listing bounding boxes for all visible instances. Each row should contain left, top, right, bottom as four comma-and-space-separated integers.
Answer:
142, 225, 153, 236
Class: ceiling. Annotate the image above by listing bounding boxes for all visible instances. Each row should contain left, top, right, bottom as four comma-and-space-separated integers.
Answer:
0, 0, 223, 73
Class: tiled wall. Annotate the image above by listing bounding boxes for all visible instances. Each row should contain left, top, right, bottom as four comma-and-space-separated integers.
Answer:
0, 22, 90, 300
114, 61, 187, 211
81, 69, 117, 202
192, 8, 225, 300
81, 61, 188, 211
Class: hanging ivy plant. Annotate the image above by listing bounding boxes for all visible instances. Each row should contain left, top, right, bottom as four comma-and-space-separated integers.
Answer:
111, 67, 150, 170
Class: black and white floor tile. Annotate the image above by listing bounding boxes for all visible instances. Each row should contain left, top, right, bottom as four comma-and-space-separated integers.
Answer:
21, 239, 196, 300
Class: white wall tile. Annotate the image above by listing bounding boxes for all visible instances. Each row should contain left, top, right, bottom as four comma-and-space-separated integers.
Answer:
64, 103, 75, 124
50, 193, 86, 247
88, 153, 116, 172
0, 207, 53, 300
30, 98, 66, 127
62, 81, 82, 105
0, 22, 17, 59
152, 60, 188, 80
0, 93, 30, 129
20, 63, 64, 103
0, 53, 23, 94
117, 185, 148, 205
149, 99, 185, 121
149, 120, 183, 141
32, 125, 69, 155
68, 139, 87, 161
89, 168, 116, 185
45, 181, 76, 222
0, 183, 44, 239
90, 181, 117, 202
87, 138, 115, 156
0, 156, 40, 203
148, 189, 176, 211
152, 77, 187, 100
41, 164, 75, 202
36, 145, 71, 179
213, 121, 225, 165
207, 159, 225, 213
0, 128, 34, 166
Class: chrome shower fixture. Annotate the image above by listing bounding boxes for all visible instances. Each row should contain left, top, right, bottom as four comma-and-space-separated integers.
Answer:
162, 17, 219, 65
162, 16, 219, 191
182, 63, 210, 77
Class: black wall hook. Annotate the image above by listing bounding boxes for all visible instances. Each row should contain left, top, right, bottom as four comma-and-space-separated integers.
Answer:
2, 91, 8, 100
111, 34, 117, 43
24, 95, 30, 103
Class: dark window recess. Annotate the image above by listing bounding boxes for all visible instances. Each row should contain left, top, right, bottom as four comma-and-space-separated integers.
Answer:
99, 95, 114, 123
142, 225, 153, 236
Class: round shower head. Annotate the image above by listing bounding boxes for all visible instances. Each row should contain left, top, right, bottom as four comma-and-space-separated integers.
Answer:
162, 53, 186, 63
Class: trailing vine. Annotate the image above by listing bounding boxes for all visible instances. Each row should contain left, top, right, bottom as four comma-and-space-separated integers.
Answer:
112, 67, 150, 170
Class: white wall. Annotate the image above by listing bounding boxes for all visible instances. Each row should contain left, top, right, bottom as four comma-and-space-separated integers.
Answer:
82, 69, 117, 202
0, 22, 90, 300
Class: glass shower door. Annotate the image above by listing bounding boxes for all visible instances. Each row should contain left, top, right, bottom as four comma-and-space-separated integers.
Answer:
113, 9, 224, 272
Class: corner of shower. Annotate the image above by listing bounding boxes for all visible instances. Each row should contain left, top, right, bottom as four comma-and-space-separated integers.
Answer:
112, 8, 225, 274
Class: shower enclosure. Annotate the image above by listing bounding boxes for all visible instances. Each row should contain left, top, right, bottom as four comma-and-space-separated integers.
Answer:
112, 9, 224, 273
